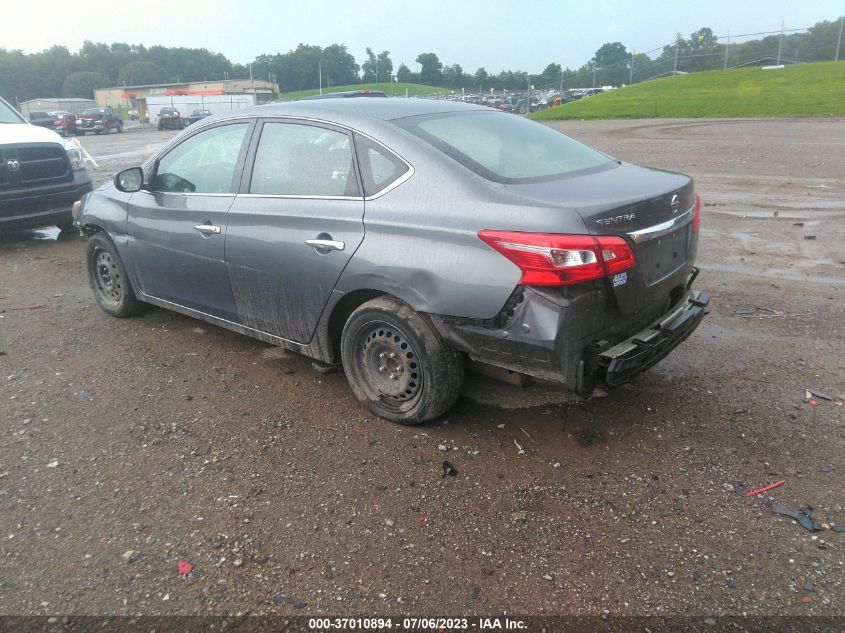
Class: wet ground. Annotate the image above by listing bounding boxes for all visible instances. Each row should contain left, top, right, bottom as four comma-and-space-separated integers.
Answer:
0, 118, 843, 618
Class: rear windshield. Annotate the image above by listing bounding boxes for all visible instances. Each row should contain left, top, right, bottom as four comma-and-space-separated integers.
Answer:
83, 108, 105, 114
394, 111, 614, 184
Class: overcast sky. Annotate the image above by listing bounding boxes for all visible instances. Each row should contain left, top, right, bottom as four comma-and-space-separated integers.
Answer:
2, 0, 842, 73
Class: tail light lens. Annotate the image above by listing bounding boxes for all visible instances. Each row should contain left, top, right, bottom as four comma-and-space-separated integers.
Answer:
71, 200, 81, 219
692, 193, 701, 233
478, 230, 636, 286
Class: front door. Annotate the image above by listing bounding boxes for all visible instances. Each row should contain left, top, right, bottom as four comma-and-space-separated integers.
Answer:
127, 121, 252, 321
225, 119, 365, 343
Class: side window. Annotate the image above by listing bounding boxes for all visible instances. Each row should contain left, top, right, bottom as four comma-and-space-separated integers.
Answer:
353, 134, 409, 197
249, 122, 358, 197
154, 122, 249, 194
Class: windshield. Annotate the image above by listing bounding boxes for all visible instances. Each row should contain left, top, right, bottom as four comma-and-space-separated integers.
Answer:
0, 98, 25, 124
83, 108, 105, 115
394, 110, 615, 184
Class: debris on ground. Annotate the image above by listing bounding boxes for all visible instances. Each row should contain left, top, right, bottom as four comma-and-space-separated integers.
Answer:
591, 386, 608, 398
772, 504, 820, 532
442, 461, 458, 477
10, 304, 46, 311
177, 560, 193, 576
807, 388, 833, 401
746, 480, 785, 497
514, 440, 526, 455
803, 235, 816, 240
74, 391, 93, 401
520, 427, 537, 443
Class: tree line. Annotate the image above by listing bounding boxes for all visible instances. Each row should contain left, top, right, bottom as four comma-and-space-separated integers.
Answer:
0, 16, 841, 105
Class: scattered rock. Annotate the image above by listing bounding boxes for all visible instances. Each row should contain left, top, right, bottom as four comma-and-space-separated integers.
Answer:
122, 550, 139, 563
804, 579, 815, 592
437, 444, 447, 452
693, 570, 702, 582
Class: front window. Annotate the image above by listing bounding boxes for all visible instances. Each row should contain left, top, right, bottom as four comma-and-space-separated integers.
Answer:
154, 123, 249, 193
394, 111, 614, 184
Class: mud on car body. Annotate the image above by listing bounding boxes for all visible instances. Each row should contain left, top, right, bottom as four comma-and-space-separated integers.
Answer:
76, 98, 708, 424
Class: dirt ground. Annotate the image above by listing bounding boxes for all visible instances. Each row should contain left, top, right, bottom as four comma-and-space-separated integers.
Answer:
0, 118, 843, 619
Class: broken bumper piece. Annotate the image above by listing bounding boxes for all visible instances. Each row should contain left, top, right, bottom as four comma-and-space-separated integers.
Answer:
598, 289, 710, 387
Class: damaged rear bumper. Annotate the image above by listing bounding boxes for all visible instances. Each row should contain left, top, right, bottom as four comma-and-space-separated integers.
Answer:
597, 289, 710, 387
431, 275, 709, 394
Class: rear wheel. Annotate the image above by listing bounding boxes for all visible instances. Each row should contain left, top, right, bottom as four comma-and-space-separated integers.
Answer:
341, 296, 463, 424
56, 216, 75, 232
117, 121, 123, 133
85, 233, 142, 318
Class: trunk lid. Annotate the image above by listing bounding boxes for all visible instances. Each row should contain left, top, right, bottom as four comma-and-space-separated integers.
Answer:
505, 162, 697, 314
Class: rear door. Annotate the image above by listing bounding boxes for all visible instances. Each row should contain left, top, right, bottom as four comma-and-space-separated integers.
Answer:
126, 120, 253, 321
225, 118, 364, 343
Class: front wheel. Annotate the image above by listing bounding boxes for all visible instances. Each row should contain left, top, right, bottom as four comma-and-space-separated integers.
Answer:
85, 233, 142, 318
341, 296, 464, 424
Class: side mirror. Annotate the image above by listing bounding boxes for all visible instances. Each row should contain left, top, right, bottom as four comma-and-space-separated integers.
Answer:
114, 167, 144, 193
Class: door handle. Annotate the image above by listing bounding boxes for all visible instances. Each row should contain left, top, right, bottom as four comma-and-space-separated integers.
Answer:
305, 239, 345, 252
194, 224, 221, 235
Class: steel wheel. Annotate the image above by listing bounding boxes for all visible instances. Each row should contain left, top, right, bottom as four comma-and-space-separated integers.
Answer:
92, 249, 123, 307
341, 296, 464, 424
357, 321, 422, 409
85, 233, 142, 318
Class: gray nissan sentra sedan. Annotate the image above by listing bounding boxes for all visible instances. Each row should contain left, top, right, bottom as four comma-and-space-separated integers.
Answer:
75, 98, 709, 424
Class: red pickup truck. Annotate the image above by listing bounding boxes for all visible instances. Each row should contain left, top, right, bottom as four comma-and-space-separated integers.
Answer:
77, 106, 123, 135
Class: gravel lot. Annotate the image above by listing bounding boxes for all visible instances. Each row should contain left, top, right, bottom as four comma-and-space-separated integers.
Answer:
0, 118, 843, 619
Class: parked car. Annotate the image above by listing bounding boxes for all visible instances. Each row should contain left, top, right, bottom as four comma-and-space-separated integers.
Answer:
127, 109, 139, 120
51, 111, 78, 137
182, 109, 212, 127
157, 107, 183, 130
28, 111, 78, 136
76, 99, 707, 424
300, 90, 387, 100
0, 96, 92, 231
29, 111, 57, 129
78, 106, 122, 135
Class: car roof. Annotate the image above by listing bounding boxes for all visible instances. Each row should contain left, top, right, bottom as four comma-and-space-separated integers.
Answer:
208, 98, 491, 127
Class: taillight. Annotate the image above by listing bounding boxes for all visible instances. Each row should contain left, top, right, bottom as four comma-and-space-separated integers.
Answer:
692, 193, 701, 233
478, 230, 636, 286
71, 200, 81, 219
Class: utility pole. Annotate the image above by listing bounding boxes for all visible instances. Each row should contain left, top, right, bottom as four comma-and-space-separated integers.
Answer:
836, 19, 843, 61
560, 70, 563, 94
723, 31, 730, 70
318, 61, 322, 94
776, 21, 785, 65
592, 64, 597, 89
673, 33, 680, 76
629, 51, 634, 85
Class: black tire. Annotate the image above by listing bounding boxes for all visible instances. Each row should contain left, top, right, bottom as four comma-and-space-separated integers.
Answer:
55, 216, 75, 232
117, 121, 123, 133
85, 233, 142, 318
340, 296, 464, 424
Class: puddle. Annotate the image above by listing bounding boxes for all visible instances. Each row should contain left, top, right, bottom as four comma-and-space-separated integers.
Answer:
0, 226, 79, 244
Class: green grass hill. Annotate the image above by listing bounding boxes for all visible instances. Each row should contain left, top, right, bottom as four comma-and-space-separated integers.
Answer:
531, 61, 845, 120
